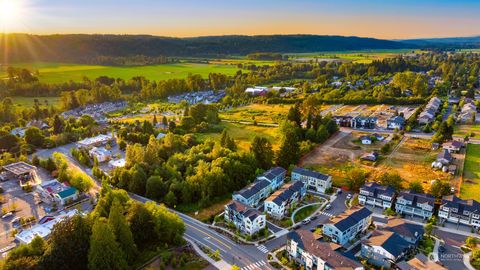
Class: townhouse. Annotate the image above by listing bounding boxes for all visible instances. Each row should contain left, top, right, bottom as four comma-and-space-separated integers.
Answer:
291, 167, 332, 193
224, 201, 266, 235
358, 182, 395, 210
232, 167, 286, 207
387, 115, 405, 130
381, 218, 424, 244
264, 181, 306, 219
323, 207, 372, 246
351, 116, 377, 129
417, 96, 442, 125
287, 230, 364, 270
438, 195, 480, 228
361, 230, 413, 268
395, 190, 435, 219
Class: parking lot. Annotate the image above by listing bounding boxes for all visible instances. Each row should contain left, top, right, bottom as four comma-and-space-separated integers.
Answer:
0, 176, 47, 249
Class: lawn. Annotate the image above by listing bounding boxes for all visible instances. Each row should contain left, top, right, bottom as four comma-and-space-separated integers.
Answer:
195, 122, 281, 151
220, 103, 293, 124
10, 96, 61, 109
454, 124, 480, 139
461, 144, 480, 200
0, 62, 241, 83
293, 204, 320, 223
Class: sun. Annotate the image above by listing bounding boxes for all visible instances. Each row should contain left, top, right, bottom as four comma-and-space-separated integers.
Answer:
0, 0, 23, 31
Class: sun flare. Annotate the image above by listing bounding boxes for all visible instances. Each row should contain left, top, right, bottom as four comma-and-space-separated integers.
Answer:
0, 0, 23, 31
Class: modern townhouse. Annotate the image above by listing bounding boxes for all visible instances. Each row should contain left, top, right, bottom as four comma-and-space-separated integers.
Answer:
351, 116, 377, 129
323, 207, 373, 246
380, 218, 424, 244
417, 96, 442, 125
232, 166, 286, 207
264, 181, 306, 219
291, 167, 332, 193
395, 190, 435, 219
358, 182, 395, 210
387, 115, 405, 130
224, 200, 266, 235
438, 195, 480, 229
361, 229, 414, 268
287, 230, 364, 270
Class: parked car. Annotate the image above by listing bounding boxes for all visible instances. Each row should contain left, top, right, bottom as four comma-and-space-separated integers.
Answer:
325, 204, 332, 210
302, 218, 311, 225
2, 212, 13, 219
346, 194, 352, 200
337, 189, 342, 194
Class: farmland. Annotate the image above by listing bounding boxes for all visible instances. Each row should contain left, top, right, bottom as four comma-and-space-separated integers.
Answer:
219, 104, 294, 125
10, 96, 61, 109
287, 49, 417, 64
454, 124, 480, 139
0, 62, 241, 83
461, 144, 480, 201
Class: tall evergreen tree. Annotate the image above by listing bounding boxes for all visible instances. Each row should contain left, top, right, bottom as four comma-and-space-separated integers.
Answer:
251, 136, 274, 169
276, 121, 300, 168
88, 219, 128, 270
108, 199, 138, 265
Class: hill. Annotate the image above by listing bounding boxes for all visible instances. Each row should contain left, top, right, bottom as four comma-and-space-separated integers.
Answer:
0, 34, 412, 63
401, 36, 480, 48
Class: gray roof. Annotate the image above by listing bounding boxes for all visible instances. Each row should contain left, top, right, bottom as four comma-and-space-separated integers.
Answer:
398, 190, 435, 207
258, 167, 286, 182
234, 179, 270, 199
292, 167, 330, 181
441, 195, 480, 215
361, 182, 395, 198
333, 207, 372, 232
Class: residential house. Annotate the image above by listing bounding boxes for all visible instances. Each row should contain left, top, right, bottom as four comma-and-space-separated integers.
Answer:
443, 140, 464, 153
351, 116, 377, 129
264, 181, 306, 219
286, 230, 364, 270
396, 253, 447, 270
224, 201, 266, 235
458, 102, 477, 124
380, 218, 424, 244
371, 133, 385, 141
232, 167, 286, 207
156, 133, 167, 140
77, 134, 113, 149
10, 127, 26, 138
358, 182, 396, 209
291, 167, 332, 193
438, 195, 480, 228
387, 115, 405, 130
27, 120, 50, 130
88, 147, 112, 163
361, 230, 413, 268
395, 190, 435, 219
37, 180, 79, 206
323, 207, 373, 246
361, 152, 379, 162
360, 136, 372, 145
418, 97, 442, 124
333, 116, 353, 127
436, 149, 453, 165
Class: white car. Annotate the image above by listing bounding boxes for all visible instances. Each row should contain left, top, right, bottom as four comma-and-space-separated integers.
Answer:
325, 204, 332, 210
346, 194, 352, 200
302, 218, 311, 225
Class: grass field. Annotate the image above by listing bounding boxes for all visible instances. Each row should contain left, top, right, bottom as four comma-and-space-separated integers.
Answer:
454, 124, 480, 139
461, 144, 480, 200
195, 122, 280, 151
287, 49, 418, 64
220, 104, 293, 124
0, 62, 241, 83
10, 96, 61, 109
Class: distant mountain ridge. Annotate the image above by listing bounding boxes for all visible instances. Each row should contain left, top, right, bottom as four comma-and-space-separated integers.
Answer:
401, 36, 480, 47
0, 34, 412, 63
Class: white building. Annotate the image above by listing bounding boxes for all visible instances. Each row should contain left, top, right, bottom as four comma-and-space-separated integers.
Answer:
323, 207, 372, 246
438, 195, 480, 228
360, 136, 372, 145
88, 147, 112, 163
224, 201, 266, 235
291, 167, 332, 193
264, 181, 306, 219
361, 230, 413, 268
15, 209, 80, 244
395, 190, 435, 219
287, 230, 364, 270
36, 180, 79, 206
77, 134, 113, 148
109, 158, 126, 169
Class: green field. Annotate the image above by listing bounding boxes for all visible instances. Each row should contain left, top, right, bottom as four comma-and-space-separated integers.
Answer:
0, 62, 241, 83
461, 144, 480, 200
219, 104, 292, 124
195, 122, 280, 151
454, 124, 480, 139
10, 96, 61, 109
287, 49, 418, 64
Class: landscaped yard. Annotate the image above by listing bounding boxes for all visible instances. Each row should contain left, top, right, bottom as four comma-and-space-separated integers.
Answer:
293, 204, 320, 223
195, 122, 281, 151
461, 144, 480, 200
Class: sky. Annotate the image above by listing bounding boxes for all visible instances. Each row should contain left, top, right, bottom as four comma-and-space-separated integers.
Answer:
3, 0, 480, 39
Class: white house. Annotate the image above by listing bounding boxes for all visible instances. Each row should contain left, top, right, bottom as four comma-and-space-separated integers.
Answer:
323, 207, 372, 246
291, 167, 332, 193
88, 147, 112, 163
224, 200, 266, 235
264, 181, 306, 219
36, 180, 79, 206
387, 116, 405, 130
395, 190, 435, 219
77, 134, 113, 149
360, 136, 372, 145
287, 230, 364, 270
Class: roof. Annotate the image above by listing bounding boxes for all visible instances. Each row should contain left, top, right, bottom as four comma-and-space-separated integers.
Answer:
57, 187, 78, 199
226, 200, 248, 212
441, 195, 480, 215
243, 208, 262, 221
397, 190, 435, 208
265, 181, 305, 206
2, 162, 36, 176
360, 136, 372, 141
363, 230, 411, 257
328, 206, 372, 232
437, 149, 453, 161
383, 218, 424, 240
234, 179, 271, 199
388, 115, 405, 124
292, 167, 330, 181
257, 167, 286, 182
443, 140, 464, 149
287, 230, 362, 270
361, 182, 395, 198
227, 200, 263, 221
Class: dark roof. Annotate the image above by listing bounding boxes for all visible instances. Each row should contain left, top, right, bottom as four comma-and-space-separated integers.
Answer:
266, 181, 305, 206
361, 182, 395, 198
388, 115, 405, 124
384, 218, 424, 240
243, 208, 262, 221
329, 207, 372, 232
287, 230, 362, 269
292, 167, 330, 181
364, 230, 411, 258
226, 200, 248, 212
397, 190, 435, 207
258, 167, 286, 182
441, 195, 480, 215
437, 149, 453, 161
234, 179, 271, 199
226, 200, 262, 221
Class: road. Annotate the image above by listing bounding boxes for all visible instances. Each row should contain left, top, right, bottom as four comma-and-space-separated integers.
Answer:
339, 127, 434, 139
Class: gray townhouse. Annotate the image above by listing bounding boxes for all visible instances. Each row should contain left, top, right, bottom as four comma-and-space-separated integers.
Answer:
438, 195, 480, 229
291, 167, 332, 193
358, 182, 395, 210
323, 206, 373, 246
395, 190, 435, 219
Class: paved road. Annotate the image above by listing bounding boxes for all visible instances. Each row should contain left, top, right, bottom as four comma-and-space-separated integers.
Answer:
435, 230, 468, 270
339, 127, 434, 139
